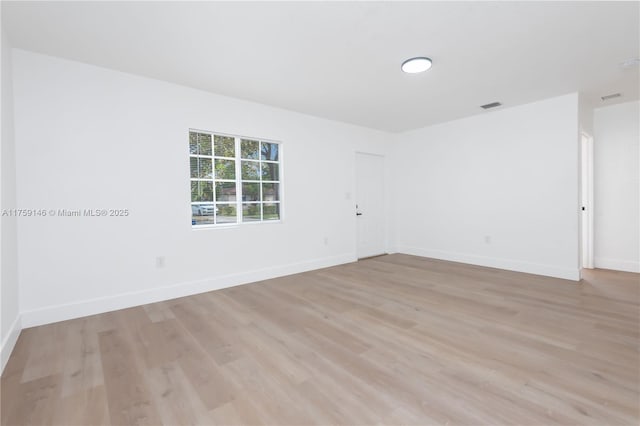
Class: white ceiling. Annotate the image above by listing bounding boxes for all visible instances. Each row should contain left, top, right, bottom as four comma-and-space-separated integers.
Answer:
2, 1, 639, 133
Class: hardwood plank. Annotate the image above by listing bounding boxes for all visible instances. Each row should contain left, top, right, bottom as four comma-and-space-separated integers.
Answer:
20, 323, 67, 383
52, 384, 110, 426
170, 300, 245, 366
1, 374, 61, 426
142, 301, 176, 323
144, 362, 212, 425
1, 328, 35, 425
59, 317, 104, 398
2, 254, 638, 425
220, 356, 306, 425
98, 329, 161, 425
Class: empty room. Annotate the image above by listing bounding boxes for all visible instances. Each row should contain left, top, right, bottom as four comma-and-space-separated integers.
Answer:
1, 1, 639, 425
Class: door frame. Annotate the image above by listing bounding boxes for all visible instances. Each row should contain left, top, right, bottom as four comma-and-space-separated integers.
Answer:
354, 151, 387, 259
580, 132, 594, 270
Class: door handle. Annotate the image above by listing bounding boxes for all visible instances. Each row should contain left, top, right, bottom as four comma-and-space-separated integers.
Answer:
356, 212, 363, 216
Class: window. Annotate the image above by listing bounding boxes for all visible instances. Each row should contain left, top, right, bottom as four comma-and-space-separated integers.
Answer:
189, 130, 281, 227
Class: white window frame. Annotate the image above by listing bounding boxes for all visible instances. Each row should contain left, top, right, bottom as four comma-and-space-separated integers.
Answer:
189, 129, 283, 228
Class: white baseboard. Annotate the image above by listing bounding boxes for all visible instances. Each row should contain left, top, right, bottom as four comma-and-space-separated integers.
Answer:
21, 253, 356, 329
594, 257, 640, 273
1, 314, 22, 375
396, 246, 580, 281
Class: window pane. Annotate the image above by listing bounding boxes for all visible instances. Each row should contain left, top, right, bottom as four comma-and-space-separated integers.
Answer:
214, 159, 235, 179
192, 203, 216, 226
190, 130, 281, 228
190, 157, 212, 179
242, 203, 261, 222
215, 182, 237, 202
189, 132, 212, 156
241, 139, 259, 159
263, 203, 280, 220
242, 182, 260, 201
261, 162, 279, 181
261, 142, 279, 161
241, 161, 260, 180
191, 181, 213, 202
214, 135, 235, 157
216, 204, 237, 224
261, 183, 279, 201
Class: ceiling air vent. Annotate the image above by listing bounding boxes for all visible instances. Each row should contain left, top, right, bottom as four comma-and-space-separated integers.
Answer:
480, 102, 502, 109
601, 93, 621, 101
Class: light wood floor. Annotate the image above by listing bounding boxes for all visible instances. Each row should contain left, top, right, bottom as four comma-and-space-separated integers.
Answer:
2, 254, 639, 425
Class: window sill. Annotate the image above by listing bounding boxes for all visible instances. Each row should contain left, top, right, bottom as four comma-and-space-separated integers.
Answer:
192, 220, 283, 230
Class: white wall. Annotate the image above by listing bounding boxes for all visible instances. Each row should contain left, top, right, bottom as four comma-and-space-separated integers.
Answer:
12, 49, 389, 327
391, 93, 581, 280
1, 27, 21, 372
7, 48, 604, 337
578, 93, 594, 137
593, 101, 640, 272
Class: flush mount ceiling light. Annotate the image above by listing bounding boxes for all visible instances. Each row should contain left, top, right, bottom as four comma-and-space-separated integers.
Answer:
620, 58, 640, 69
401, 57, 432, 73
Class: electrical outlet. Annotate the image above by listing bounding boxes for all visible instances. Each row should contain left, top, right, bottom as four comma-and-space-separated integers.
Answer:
484, 236, 491, 244
323, 237, 329, 246
155, 256, 165, 268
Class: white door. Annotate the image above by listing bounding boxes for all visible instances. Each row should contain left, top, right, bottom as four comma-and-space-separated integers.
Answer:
581, 133, 594, 269
356, 153, 385, 259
